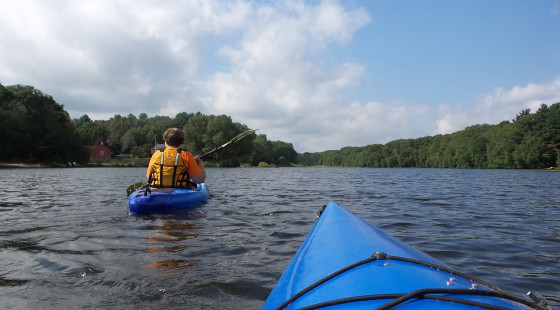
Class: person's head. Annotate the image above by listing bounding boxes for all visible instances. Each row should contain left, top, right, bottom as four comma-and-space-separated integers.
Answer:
163, 128, 184, 147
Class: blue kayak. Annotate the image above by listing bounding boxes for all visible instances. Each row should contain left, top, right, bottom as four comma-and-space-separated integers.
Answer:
128, 183, 209, 214
262, 202, 546, 310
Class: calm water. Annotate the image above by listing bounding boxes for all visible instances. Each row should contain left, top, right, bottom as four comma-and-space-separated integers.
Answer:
0, 167, 558, 309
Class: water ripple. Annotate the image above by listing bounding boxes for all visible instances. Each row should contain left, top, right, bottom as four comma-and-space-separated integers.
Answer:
0, 167, 557, 309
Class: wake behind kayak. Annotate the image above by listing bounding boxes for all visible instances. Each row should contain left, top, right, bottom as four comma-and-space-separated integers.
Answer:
262, 201, 549, 310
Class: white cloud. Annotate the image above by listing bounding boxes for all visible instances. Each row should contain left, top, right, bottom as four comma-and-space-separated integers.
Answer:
434, 76, 560, 135
293, 75, 560, 151
314, 0, 367, 43
483, 76, 560, 110
0, 0, 220, 117
1, 1, 558, 153
198, 1, 370, 151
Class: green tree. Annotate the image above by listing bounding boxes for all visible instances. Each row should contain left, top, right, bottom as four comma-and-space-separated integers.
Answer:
73, 115, 108, 146
250, 134, 273, 166
297, 103, 559, 169
271, 140, 298, 165
183, 113, 209, 155
0, 84, 87, 163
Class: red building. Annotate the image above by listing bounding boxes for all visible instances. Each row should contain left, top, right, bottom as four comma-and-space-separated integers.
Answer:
90, 143, 112, 161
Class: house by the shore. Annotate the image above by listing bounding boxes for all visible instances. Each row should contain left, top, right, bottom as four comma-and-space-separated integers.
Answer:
90, 143, 111, 161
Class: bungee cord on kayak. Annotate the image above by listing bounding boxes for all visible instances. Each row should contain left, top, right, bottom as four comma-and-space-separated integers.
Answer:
295, 290, 540, 310
275, 252, 549, 310
266, 202, 550, 310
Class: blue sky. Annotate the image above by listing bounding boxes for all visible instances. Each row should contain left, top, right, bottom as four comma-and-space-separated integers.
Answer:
1, 0, 559, 152
353, 1, 559, 105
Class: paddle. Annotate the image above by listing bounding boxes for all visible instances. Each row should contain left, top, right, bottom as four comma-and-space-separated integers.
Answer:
199, 128, 258, 160
126, 129, 258, 196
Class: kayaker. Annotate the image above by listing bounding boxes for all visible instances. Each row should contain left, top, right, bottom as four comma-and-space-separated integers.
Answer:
146, 128, 206, 188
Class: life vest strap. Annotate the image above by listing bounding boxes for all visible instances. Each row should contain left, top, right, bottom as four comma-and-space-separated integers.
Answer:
149, 148, 192, 189
159, 149, 164, 187
171, 148, 182, 188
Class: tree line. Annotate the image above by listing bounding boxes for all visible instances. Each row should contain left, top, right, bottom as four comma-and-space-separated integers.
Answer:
0, 83, 297, 166
298, 103, 560, 169
0, 84, 87, 164
2, 83, 558, 169
75, 112, 298, 167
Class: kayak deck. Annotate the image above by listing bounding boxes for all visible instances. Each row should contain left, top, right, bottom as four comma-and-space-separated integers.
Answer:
262, 202, 544, 310
128, 183, 209, 214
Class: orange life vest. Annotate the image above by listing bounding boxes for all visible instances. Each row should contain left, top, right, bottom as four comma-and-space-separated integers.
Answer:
149, 148, 192, 188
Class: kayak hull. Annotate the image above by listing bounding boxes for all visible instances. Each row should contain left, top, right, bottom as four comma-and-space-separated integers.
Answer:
262, 201, 536, 310
128, 183, 209, 214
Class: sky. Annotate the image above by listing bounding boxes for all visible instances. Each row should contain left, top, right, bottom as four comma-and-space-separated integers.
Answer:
1, 0, 559, 153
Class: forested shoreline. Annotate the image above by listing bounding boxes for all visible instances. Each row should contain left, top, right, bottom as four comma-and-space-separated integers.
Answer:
298, 103, 560, 169
73, 112, 298, 167
1, 83, 558, 169
0, 84, 297, 167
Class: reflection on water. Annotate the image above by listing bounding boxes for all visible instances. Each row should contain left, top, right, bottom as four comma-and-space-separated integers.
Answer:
139, 214, 204, 270
0, 167, 558, 309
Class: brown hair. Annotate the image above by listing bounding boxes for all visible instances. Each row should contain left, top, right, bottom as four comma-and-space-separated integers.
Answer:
163, 128, 184, 147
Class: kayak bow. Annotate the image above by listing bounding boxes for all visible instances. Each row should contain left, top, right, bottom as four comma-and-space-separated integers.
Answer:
262, 202, 547, 310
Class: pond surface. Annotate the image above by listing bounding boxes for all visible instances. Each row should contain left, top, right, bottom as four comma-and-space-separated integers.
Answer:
0, 167, 558, 309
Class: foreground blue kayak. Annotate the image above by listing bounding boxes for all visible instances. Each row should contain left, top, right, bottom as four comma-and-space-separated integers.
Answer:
262, 202, 547, 310
128, 183, 209, 214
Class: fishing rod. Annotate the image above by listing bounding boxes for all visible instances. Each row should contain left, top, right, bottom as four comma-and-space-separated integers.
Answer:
199, 128, 258, 159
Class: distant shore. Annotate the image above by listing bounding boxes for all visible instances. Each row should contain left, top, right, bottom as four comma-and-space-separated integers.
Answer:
0, 160, 149, 168
1, 161, 556, 170
0, 162, 50, 168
